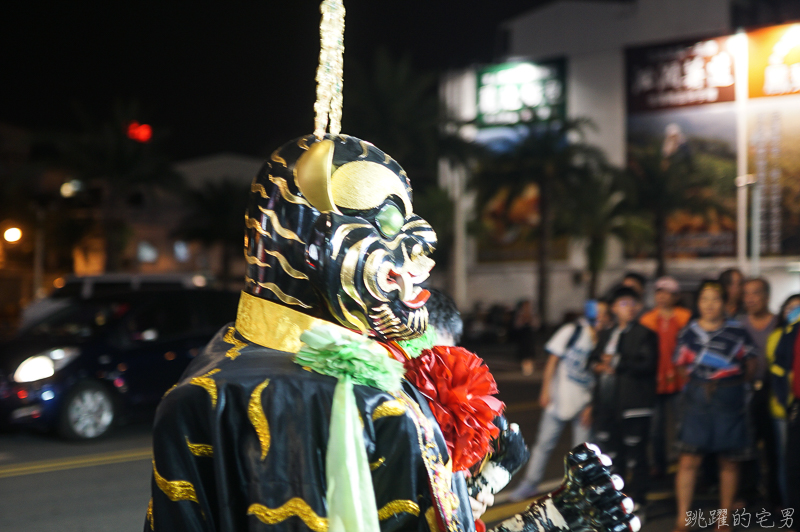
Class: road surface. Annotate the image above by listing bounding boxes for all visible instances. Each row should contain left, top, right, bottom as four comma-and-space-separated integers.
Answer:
0, 367, 775, 532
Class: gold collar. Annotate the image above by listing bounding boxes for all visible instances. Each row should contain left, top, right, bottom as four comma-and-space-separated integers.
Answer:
235, 291, 334, 353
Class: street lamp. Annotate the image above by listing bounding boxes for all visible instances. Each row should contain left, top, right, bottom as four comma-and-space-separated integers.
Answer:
3, 227, 22, 243
59, 179, 83, 198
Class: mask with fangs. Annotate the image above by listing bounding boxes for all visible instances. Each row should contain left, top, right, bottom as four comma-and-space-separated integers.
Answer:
243, 133, 437, 341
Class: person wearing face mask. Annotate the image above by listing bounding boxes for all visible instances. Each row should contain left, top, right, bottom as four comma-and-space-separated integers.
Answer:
588, 287, 658, 520
507, 299, 612, 502
673, 281, 757, 532
769, 293, 800, 513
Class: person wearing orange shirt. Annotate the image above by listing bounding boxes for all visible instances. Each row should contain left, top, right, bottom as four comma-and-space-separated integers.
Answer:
640, 276, 691, 478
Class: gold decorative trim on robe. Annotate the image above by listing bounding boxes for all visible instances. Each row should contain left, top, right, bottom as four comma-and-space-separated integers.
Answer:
236, 292, 343, 353
248, 499, 328, 532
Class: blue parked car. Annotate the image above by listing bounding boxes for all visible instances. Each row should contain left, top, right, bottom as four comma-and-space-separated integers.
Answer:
0, 289, 239, 439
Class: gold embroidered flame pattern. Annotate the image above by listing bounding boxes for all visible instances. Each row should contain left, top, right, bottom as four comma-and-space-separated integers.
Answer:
330, 222, 371, 259
247, 499, 328, 532
189, 369, 221, 408
426, 507, 440, 532
372, 399, 406, 420
223, 326, 247, 360
269, 174, 312, 207
251, 179, 269, 199
147, 498, 154, 530
262, 248, 308, 280
244, 252, 271, 268
185, 437, 214, 458
245, 277, 312, 309
337, 294, 369, 334
255, 207, 306, 244
271, 149, 287, 168
340, 235, 376, 313
369, 457, 385, 471
378, 499, 420, 520
247, 247, 309, 281
248, 379, 271, 460
153, 460, 198, 503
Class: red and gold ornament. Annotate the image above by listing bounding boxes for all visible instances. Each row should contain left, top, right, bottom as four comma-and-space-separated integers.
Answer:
403, 346, 505, 472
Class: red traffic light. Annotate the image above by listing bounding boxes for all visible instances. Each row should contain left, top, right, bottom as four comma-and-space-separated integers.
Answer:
127, 121, 152, 143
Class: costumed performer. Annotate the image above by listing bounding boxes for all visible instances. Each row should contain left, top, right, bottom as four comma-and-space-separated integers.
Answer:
144, 2, 641, 531
144, 133, 640, 532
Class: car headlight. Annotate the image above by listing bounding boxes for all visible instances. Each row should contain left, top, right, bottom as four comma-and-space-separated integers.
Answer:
14, 356, 53, 383
14, 348, 80, 383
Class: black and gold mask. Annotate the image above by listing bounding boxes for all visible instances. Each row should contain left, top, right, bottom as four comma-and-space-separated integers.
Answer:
244, 134, 437, 341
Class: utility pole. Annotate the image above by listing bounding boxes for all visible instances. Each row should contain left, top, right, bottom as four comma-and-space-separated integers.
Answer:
33, 208, 45, 299
736, 173, 758, 276
733, 30, 749, 273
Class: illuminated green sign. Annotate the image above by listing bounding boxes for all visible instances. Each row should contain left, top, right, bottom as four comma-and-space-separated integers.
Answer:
476, 59, 566, 127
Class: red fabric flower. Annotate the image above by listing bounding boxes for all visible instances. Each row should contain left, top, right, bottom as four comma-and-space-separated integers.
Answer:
403, 346, 505, 472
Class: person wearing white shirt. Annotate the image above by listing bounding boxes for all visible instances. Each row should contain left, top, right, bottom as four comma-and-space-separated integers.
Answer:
507, 300, 610, 501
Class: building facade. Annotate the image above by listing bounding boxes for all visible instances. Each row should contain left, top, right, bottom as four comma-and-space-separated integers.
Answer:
440, 0, 800, 319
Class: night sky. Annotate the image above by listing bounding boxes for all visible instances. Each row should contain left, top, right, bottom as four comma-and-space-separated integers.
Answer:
2, 1, 547, 160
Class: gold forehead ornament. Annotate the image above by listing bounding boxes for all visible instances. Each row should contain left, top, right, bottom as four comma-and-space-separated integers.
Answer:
295, 140, 413, 215
294, 140, 340, 214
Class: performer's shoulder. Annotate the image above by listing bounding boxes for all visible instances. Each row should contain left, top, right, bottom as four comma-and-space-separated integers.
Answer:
156, 325, 348, 409
156, 324, 407, 425
179, 325, 330, 381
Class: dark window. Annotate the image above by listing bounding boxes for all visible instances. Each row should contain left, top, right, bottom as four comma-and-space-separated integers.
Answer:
51, 282, 83, 299
28, 299, 132, 338
139, 282, 184, 291
91, 282, 133, 298
125, 295, 197, 342
127, 191, 145, 208
208, 292, 239, 328
192, 291, 239, 331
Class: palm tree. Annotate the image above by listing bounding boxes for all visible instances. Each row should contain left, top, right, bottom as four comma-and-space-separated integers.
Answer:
626, 144, 727, 277
472, 117, 604, 324
558, 164, 650, 298
344, 47, 457, 268
344, 47, 439, 185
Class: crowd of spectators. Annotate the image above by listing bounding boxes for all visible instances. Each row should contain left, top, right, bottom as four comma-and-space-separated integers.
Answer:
483, 269, 800, 531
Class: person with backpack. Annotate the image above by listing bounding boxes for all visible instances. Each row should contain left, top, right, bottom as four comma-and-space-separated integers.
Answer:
589, 286, 659, 519
507, 299, 611, 501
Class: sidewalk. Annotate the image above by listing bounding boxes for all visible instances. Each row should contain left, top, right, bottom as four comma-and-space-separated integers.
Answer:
486, 473, 791, 532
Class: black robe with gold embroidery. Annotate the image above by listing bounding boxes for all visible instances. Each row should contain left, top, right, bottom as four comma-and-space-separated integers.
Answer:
145, 325, 475, 532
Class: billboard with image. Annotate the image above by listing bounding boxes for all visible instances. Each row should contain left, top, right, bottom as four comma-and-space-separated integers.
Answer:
746, 23, 800, 256
473, 59, 569, 262
626, 36, 739, 258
